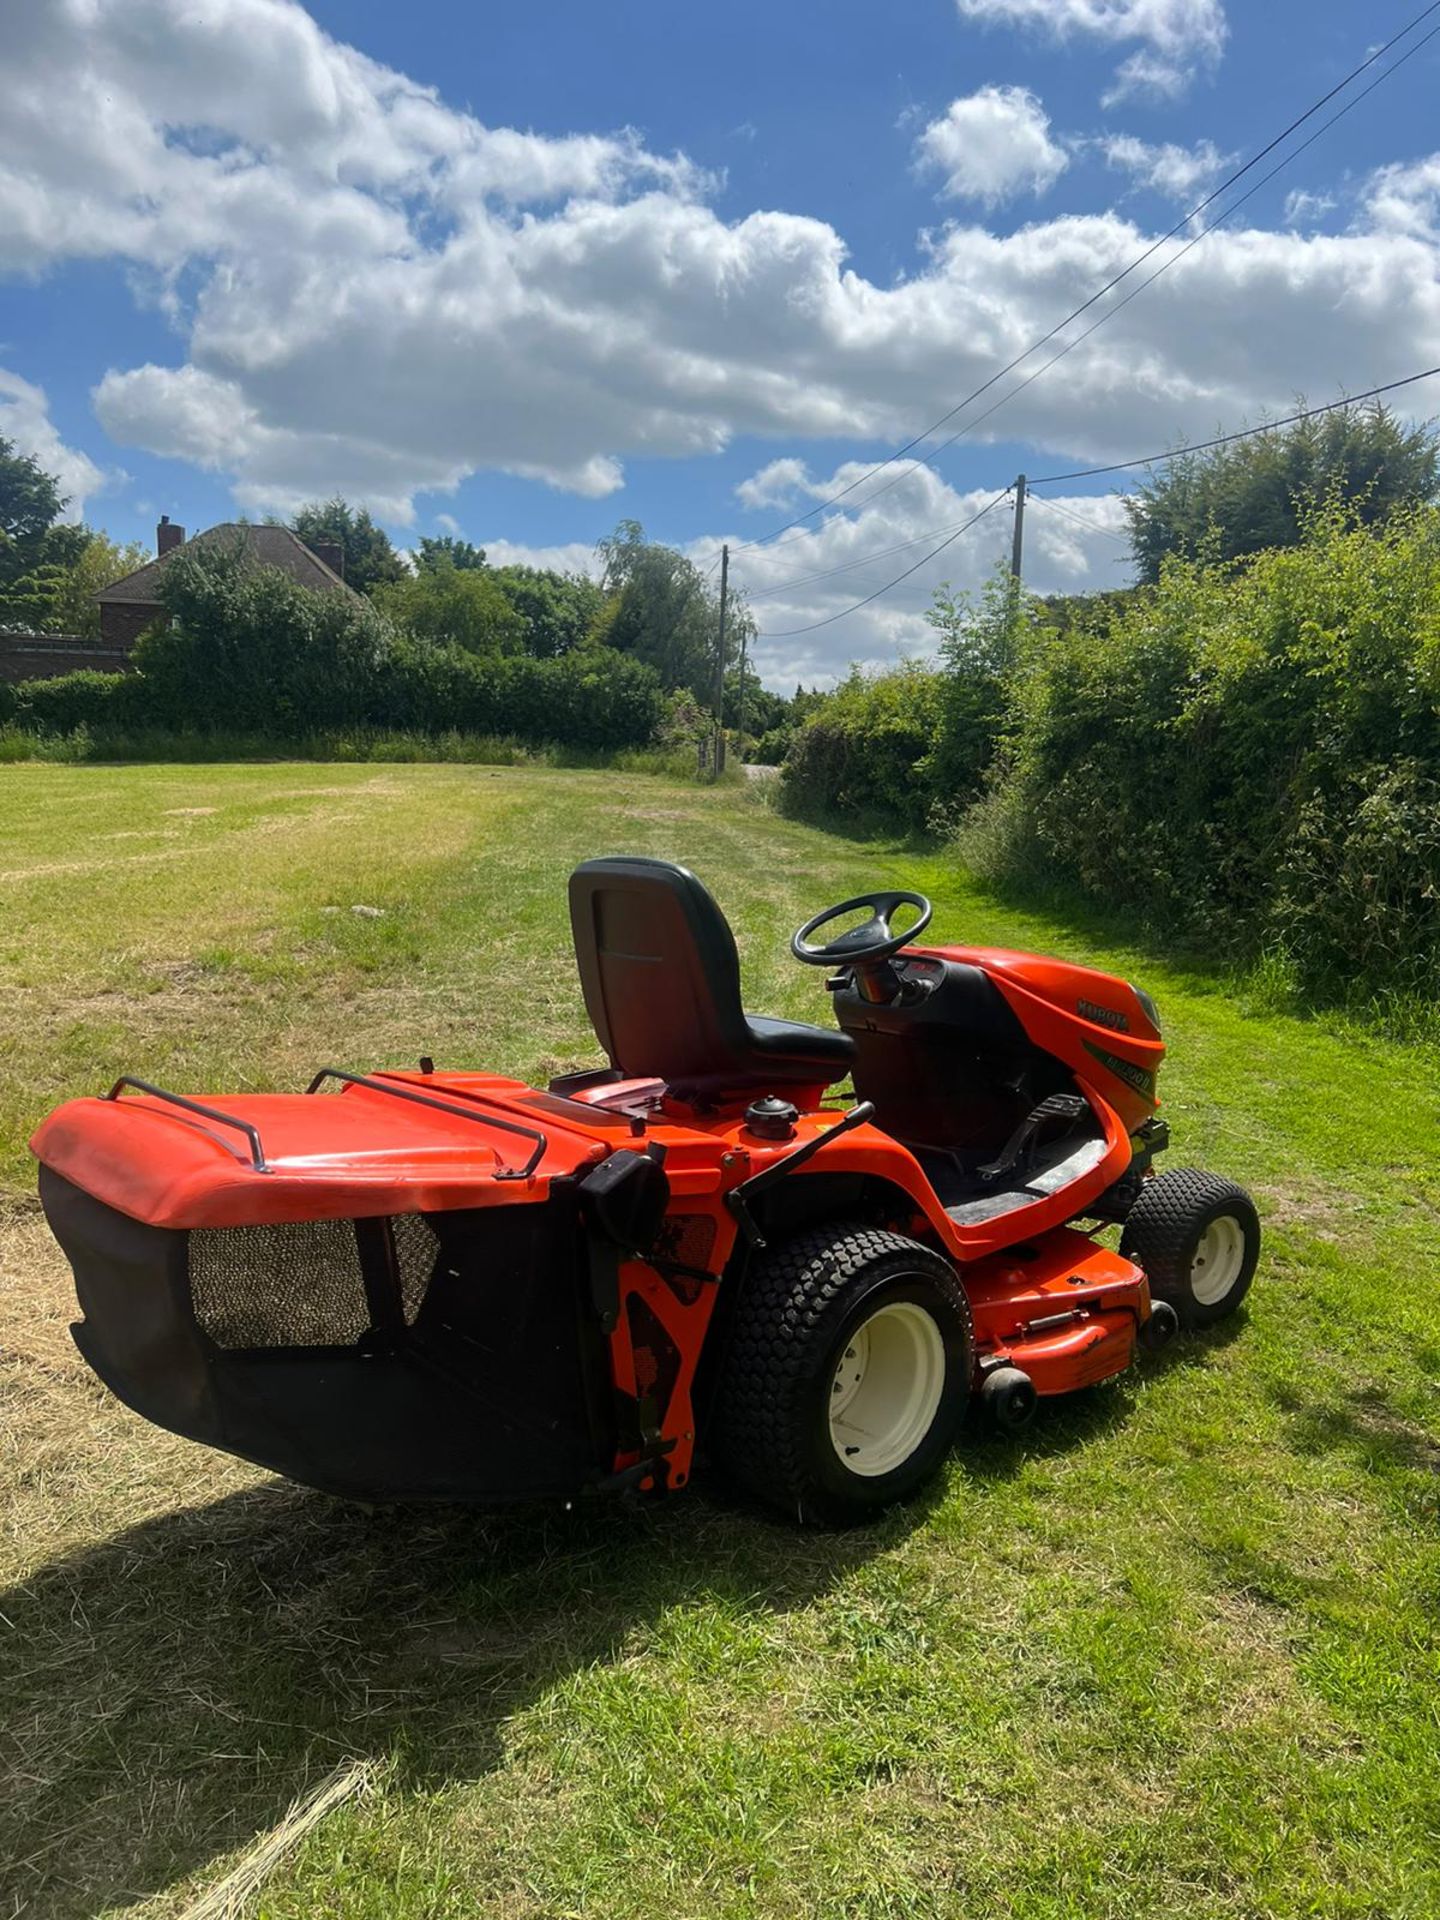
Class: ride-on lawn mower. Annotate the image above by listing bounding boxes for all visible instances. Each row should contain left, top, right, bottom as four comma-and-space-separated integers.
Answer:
33, 857, 1260, 1524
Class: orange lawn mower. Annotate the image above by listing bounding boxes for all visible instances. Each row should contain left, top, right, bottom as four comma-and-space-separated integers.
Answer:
32, 857, 1260, 1525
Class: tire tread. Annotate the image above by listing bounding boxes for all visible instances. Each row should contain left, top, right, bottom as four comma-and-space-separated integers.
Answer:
710, 1222, 970, 1522
1121, 1167, 1260, 1327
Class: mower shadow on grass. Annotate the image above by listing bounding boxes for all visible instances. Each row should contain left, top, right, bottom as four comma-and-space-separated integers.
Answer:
959, 1311, 1252, 1483
3, 1328, 1251, 1920
1, 1477, 901, 1920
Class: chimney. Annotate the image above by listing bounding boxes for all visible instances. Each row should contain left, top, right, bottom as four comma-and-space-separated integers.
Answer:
157, 515, 185, 556
308, 537, 345, 579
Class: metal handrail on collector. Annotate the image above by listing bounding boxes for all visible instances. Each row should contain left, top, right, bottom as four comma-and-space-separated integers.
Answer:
306, 1067, 548, 1179
105, 1077, 270, 1172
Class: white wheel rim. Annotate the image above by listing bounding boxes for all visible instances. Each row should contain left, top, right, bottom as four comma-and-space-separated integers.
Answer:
827, 1300, 947, 1478
1190, 1215, 1246, 1306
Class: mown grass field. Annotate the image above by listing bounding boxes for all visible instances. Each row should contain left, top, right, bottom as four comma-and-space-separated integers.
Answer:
2, 761, 1437, 1920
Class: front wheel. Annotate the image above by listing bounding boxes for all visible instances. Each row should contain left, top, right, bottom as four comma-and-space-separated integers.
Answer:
710, 1224, 973, 1525
1121, 1168, 1260, 1328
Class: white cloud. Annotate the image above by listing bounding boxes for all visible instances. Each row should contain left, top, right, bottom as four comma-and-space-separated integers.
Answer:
1284, 188, 1339, 229
915, 87, 1069, 206
953, 0, 1228, 102
479, 538, 602, 578
0, 367, 103, 517
1101, 134, 1233, 202
689, 460, 1134, 687
1363, 155, 1440, 240
1, 0, 1437, 559
735, 458, 817, 510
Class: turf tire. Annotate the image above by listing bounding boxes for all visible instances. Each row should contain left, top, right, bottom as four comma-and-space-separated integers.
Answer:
1120, 1168, 1260, 1329
709, 1223, 973, 1526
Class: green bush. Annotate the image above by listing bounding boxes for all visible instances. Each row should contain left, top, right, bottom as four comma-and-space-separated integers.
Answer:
780, 665, 946, 829
966, 504, 1440, 1002
13, 669, 134, 734
752, 726, 792, 766
141, 541, 391, 732
921, 570, 1027, 819
368, 643, 662, 749
777, 574, 1025, 830
374, 564, 525, 654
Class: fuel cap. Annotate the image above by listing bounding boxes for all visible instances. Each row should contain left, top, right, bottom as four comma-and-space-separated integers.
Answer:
744, 1096, 798, 1141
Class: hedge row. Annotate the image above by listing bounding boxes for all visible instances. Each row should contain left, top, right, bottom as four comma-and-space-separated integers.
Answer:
778, 580, 1015, 832
777, 668, 1010, 831
965, 506, 1440, 1003
779, 666, 947, 828
4, 542, 664, 753
7, 641, 663, 754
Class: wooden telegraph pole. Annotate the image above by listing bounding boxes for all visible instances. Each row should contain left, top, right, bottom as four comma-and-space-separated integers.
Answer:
1010, 473, 1027, 585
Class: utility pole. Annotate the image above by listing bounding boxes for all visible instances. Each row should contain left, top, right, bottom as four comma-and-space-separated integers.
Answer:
1010, 473, 1027, 585
712, 543, 729, 778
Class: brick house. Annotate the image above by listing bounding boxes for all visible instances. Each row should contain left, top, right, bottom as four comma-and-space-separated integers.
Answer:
95, 517, 358, 652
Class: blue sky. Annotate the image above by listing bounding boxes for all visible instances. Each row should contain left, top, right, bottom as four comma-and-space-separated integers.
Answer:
3, 0, 1439, 683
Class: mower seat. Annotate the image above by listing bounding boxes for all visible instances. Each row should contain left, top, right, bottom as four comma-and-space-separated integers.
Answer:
568, 855, 855, 1101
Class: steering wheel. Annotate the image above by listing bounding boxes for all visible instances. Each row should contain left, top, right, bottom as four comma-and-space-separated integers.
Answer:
791, 889, 933, 967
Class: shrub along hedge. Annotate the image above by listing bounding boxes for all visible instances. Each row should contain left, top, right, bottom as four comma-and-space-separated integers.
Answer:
779, 575, 1018, 833
12, 668, 140, 735
369, 639, 662, 748
965, 505, 1440, 1003
779, 665, 947, 828
8, 542, 663, 754
10, 644, 662, 754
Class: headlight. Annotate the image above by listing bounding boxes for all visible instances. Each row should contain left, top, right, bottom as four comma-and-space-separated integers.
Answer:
1132, 985, 1162, 1035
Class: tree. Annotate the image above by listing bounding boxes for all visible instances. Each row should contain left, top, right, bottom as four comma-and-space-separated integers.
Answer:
0, 528, 151, 635
721, 661, 786, 738
415, 535, 488, 572
291, 498, 406, 595
0, 436, 68, 584
923, 564, 1032, 805
0, 436, 100, 629
375, 561, 525, 655
1124, 401, 1440, 582
140, 536, 391, 731
0, 561, 70, 634
594, 519, 737, 700
55, 533, 150, 635
488, 564, 606, 658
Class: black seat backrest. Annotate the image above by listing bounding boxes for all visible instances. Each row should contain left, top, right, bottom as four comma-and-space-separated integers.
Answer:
568, 856, 755, 1086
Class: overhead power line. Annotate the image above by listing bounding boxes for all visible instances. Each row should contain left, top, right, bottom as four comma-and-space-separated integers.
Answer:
737, 8, 1440, 562
1027, 492, 1132, 546
747, 362, 1440, 618
754, 490, 1012, 639
1032, 366, 1440, 486
744, 505, 1008, 599
753, 361, 1440, 639
841, 15, 1440, 509
730, 0, 1440, 561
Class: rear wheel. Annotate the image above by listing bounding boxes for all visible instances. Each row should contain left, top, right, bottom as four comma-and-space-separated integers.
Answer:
1121, 1169, 1260, 1328
710, 1224, 973, 1525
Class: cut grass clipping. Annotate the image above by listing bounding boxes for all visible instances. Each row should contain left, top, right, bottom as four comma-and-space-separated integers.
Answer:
1, 761, 1437, 1920
178, 1762, 372, 1920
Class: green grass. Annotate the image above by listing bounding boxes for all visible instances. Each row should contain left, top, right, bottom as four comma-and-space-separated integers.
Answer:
1, 761, 1437, 1920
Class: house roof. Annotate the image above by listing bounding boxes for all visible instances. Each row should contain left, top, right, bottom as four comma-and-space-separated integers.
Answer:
96, 524, 358, 604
